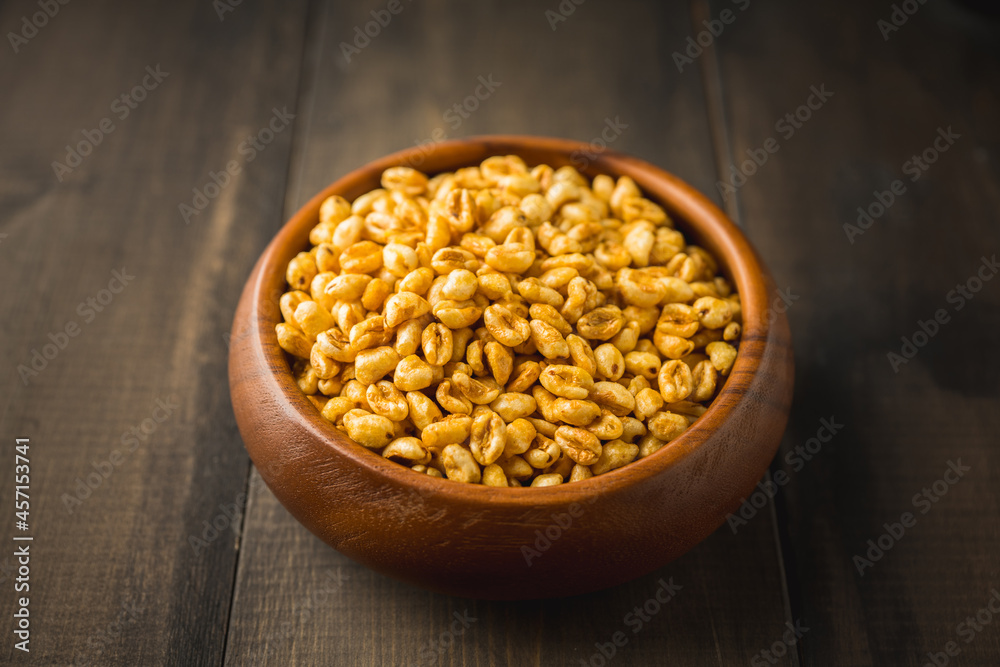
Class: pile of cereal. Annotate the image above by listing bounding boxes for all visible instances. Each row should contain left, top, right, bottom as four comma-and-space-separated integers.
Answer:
276, 156, 740, 487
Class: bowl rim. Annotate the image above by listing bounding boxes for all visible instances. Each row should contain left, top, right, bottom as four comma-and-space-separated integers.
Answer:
240, 134, 774, 507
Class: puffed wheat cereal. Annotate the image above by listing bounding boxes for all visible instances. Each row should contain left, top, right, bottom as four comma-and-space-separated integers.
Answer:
278, 157, 742, 486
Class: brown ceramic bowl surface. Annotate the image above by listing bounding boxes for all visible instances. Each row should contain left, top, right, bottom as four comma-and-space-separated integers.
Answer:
228, 135, 794, 600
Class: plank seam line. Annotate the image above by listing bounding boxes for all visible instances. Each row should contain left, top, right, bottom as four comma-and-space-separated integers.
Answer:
693, 2, 802, 665
219, 0, 321, 661
694, 0, 742, 228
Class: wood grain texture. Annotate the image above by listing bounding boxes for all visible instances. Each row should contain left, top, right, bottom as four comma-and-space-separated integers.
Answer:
710, 0, 1000, 664
3, 0, 995, 663
0, 0, 309, 664
224, 0, 796, 664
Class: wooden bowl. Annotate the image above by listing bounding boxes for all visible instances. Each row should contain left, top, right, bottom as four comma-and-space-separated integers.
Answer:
228, 136, 794, 600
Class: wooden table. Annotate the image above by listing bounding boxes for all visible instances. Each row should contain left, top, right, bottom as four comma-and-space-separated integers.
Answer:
2, 0, 998, 664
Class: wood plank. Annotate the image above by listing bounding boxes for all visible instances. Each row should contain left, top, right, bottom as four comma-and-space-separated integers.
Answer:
225, 0, 793, 664
711, 0, 1000, 663
0, 0, 309, 663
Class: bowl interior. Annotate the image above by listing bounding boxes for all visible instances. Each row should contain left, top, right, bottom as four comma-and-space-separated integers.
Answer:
249, 135, 772, 504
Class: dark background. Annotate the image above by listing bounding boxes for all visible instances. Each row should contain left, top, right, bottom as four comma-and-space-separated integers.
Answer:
1, 0, 999, 664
